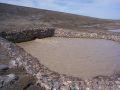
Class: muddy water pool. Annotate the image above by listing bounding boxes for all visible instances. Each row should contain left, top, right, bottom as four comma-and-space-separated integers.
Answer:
17, 37, 120, 79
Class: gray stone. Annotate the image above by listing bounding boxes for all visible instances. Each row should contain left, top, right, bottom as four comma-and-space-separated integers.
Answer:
0, 74, 18, 88
0, 64, 9, 70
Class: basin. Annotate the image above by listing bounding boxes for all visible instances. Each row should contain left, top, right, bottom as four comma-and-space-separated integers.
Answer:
17, 37, 120, 79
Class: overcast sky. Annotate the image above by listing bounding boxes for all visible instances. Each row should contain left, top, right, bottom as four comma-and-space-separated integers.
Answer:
0, 0, 120, 20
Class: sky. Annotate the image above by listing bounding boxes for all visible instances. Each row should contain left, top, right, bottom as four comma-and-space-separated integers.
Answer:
0, 0, 120, 20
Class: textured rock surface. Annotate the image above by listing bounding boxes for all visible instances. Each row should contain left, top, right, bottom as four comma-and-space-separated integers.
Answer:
0, 64, 9, 71
0, 27, 55, 43
0, 74, 18, 88
55, 28, 120, 42
0, 42, 45, 90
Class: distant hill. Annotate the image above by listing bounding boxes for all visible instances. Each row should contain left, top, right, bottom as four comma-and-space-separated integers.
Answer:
0, 3, 120, 32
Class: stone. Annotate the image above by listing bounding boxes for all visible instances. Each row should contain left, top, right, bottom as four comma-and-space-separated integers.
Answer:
115, 81, 120, 85
9, 60, 17, 68
0, 64, 9, 71
0, 74, 18, 88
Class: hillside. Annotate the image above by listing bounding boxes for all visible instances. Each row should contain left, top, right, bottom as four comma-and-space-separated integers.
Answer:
0, 3, 120, 32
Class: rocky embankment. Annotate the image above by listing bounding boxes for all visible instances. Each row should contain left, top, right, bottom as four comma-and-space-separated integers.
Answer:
0, 28, 55, 43
0, 42, 41, 90
55, 28, 120, 42
0, 27, 55, 90
0, 27, 120, 90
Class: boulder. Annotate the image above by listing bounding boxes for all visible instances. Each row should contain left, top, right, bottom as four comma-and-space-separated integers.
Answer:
0, 74, 18, 88
0, 64, 9, 71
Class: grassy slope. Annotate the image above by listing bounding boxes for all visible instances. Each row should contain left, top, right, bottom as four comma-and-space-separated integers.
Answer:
0, 3, 120, 32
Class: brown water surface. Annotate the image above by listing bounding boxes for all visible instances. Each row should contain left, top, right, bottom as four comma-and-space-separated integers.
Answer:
17, 38, 120, 79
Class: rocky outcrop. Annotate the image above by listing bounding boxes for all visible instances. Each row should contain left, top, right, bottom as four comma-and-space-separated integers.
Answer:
1, 28, 120, 90
0, 28, 55, 43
